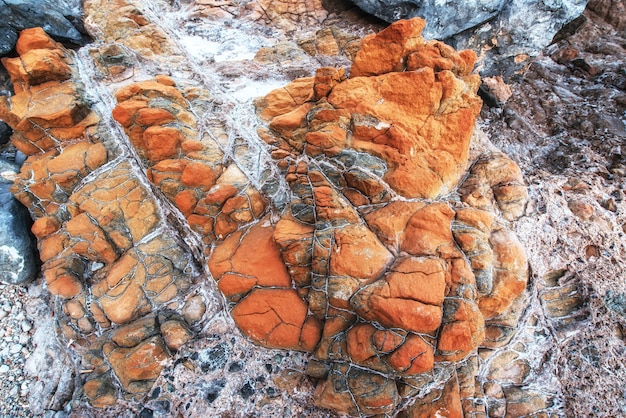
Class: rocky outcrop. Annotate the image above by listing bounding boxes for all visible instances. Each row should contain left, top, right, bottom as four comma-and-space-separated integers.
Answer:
0, 27, 207, 407
250, 18, 530, 416
480, 4, 626, 416
0, 0, 84, 55
23, 0, 626, 413
0, 16, 536, 415
350, 0, 588, 79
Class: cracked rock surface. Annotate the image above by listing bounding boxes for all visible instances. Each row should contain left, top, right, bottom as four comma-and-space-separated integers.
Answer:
0, 0, 624, 416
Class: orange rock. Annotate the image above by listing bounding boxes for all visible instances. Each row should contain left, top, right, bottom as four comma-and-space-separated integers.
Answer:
174, 189, 198, 216
65, 212, 119, 263
352, 290, 443, 333
269, 103, 311, 141
2, 49, 71, 87
135, 107, 176, 126
231, 288, 314, 350
478, 228, 528, 319
31, 216, 61, 238
401, 203, 457, 257
313, 67, 346, 99
111, 316, 157, 347
328, 68, 480, 198
115, 80, 187, 106
83, 378, 117, 408
386, 334, 434, 374
299, 316, 323, 352
160, 319, 193, 351
112, 99, 148, 127
7, 82, 88, 132
43, 258, 84, 299
329, 224, 393, 281
373, 329, 404, 353
346, 323, 377, 363
254, 77, 315, 121
15, 28, 61, 55
350, 18, 427, 77
365, 201, 425, 247
107, 336, 169, 391
180, 161, 217, 189
143, 125, 181, 160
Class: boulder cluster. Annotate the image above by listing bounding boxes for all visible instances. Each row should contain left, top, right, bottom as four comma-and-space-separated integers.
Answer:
0, 10, 531, 418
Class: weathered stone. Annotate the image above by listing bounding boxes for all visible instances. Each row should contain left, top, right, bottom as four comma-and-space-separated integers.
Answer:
350, 0, 587, 79
107, 336, 169, 392
160, 319, 193, 351
0, 7, 537, 416
231, 288, 319, 351
459, 153, 528, 221
0, 2, 83, 55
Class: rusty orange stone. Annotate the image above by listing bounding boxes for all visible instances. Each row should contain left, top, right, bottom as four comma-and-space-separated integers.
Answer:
143, 125, 181, 160
231, 288, 311, 350
15, 27, 61, 54
386, 334, 434, 375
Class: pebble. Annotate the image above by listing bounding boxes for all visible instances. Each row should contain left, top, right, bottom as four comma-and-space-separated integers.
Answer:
10, 344, 23, 354
0, 364, 9, 374
21, 320, 32, 332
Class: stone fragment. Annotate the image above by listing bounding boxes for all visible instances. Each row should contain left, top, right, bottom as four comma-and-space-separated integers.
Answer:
231, 288, 319, 351
107, 336, 169, 392
459, 153, 528, 221
349, 0, 587, 78
160, 319, 193, 351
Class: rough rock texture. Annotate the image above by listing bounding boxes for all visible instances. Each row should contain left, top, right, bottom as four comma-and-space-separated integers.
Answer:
0, 0, 624, 416
0, 159, 37, 284
0, 0, 84, 55
350, 0, 589, 79
479, 2, 626, 415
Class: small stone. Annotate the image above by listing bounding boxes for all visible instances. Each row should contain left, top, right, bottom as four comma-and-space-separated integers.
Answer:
10, 344, 23, 354
0, 364, 9, 374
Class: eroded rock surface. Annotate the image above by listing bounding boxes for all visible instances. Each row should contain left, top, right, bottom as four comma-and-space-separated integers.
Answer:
351, 0, 588, 79
4, 0, 614, 416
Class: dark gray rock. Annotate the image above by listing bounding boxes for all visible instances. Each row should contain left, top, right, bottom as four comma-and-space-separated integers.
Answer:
0, 0, 84, 55
350, 0, 588, 79
0, 159, 37, 285
0, 122, 10, 145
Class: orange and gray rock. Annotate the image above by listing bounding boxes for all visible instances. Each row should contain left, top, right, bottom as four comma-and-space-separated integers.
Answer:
0, 8, 534, 418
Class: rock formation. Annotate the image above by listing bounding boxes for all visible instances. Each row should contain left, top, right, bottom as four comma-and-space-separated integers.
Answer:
350, 0, 589, 78
1, 0, 624, 416
0, 0, 85, 55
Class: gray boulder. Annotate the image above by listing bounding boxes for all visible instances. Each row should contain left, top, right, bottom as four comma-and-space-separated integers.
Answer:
350, 0, 588, 78
0, 159, 37, 285
0, 0, 84, 55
